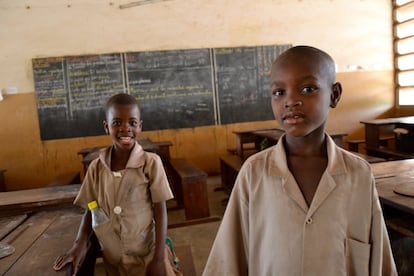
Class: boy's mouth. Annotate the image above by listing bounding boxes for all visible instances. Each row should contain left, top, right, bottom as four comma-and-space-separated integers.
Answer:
119, 136, 134, 144
283, 112, 304, 124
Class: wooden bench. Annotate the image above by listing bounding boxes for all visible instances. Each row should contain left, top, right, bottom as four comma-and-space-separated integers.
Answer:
347, 139, 366, 152
46, 172, 80, 187
168, 159, 210, 220
366, 146, 414, 160
350, 151, 386, 163
219, 155, 243, 193
387, 217, 414, 239
347, 135, 394, 153
0, 184, 81, 217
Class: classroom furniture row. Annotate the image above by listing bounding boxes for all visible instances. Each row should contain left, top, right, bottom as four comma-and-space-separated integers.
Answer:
0, 206, 197, 276
361, 116, 414, 160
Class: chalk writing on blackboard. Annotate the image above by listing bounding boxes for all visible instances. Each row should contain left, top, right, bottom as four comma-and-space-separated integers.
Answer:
33, 57, 67, 110
67, 54, 125, 113
215, 45, 291, 124
126, 49, 216, 130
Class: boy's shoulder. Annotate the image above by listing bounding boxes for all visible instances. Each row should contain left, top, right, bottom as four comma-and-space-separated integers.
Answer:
241, 145, 282, 172
337, 146, 372, 170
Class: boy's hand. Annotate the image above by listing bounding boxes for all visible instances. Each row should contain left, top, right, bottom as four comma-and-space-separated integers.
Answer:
146, 257, 165, 276
52, 242, 88, 276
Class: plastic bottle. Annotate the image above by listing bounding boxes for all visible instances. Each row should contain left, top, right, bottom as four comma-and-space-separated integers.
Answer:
88, 200, 109, 228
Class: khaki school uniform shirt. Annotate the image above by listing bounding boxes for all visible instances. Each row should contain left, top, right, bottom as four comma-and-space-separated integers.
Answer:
75, 142, 173, 274
203, 135, 397, 276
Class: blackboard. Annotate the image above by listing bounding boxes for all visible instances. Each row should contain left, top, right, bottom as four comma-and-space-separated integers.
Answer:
33, 44, 291, 140
214, 45, 291, 124
126, 49, 216, 130
33, 54, 125, 140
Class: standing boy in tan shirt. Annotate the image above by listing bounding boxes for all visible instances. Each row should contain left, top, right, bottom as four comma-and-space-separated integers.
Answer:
54, 93, 179, 276
203, 46, 397, 275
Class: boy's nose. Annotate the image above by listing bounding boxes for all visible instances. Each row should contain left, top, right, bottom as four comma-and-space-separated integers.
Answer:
284, 100, 303, 108
119, 122, 131, 131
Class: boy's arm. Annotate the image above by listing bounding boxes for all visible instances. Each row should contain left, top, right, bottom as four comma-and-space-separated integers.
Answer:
53, 209, 92, 275
146, 201, 167, 275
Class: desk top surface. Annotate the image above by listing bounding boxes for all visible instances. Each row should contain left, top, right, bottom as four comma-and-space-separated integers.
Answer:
361, 116, 414, 125
371, 159, 414, 215
376, 176, 414, 215
371, 158, 414, 178
0, 185, 80, 207
0, 207, 82, 275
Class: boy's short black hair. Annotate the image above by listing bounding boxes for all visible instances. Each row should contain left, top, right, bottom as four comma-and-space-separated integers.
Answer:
104, 93, 140, 117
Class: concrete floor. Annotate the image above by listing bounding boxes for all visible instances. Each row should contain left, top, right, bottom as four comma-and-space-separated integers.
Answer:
167, 175, 227, 275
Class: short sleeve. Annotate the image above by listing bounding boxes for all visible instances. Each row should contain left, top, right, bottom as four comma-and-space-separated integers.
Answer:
146, 153, 173, 203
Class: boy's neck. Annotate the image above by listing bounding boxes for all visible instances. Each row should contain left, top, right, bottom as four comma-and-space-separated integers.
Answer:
284, 134, 327, 157
110, 146, 133, 171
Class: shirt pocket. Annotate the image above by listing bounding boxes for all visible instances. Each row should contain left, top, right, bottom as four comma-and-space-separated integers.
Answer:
345, 238, 371, 276
93, 217, 122, 265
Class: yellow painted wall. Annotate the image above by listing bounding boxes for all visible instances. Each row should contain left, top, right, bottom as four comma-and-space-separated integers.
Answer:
0, 0, 395, 190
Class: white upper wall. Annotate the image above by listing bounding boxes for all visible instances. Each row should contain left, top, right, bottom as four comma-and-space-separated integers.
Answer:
0, 0, 392, 93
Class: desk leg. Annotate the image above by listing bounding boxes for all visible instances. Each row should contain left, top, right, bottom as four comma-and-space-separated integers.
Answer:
182, 179, 210, 220
365, 124, 381, 152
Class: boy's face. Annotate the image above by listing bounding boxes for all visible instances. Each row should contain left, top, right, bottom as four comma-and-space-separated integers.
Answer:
270, 53, 341, 138
103, 103, 142, 151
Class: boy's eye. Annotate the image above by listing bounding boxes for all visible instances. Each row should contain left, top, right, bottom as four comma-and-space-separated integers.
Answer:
272, 89, 285, 97
301, 86, 318, 94
129, 120, 139, 127
112, 121, 121, 127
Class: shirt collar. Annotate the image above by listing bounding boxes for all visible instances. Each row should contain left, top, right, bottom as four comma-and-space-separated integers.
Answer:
270, 133, 347, 177
99, 142, 146, 170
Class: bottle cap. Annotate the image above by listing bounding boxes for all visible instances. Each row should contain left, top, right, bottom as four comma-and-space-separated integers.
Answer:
88, 200, 98, 210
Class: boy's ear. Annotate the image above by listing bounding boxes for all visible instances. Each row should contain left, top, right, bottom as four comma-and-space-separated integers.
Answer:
103, 120, 109, 134
330, 82, 342, 108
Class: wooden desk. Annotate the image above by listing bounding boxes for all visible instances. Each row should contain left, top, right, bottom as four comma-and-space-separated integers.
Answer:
0, 207, 196, 275
371, 159, 414, 275
371, 158, 414, 179
0, 184, 81, 217
232, 128, 277, 159
0, 169, 6, 192
372, 159, 414, 215
361, 116, 414, 159
375, 176, 414, 216
0, 207, 83, 275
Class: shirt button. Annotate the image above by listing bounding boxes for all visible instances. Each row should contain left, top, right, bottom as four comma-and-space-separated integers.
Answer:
114, 206, 122, 215
306, 217, 313, 224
